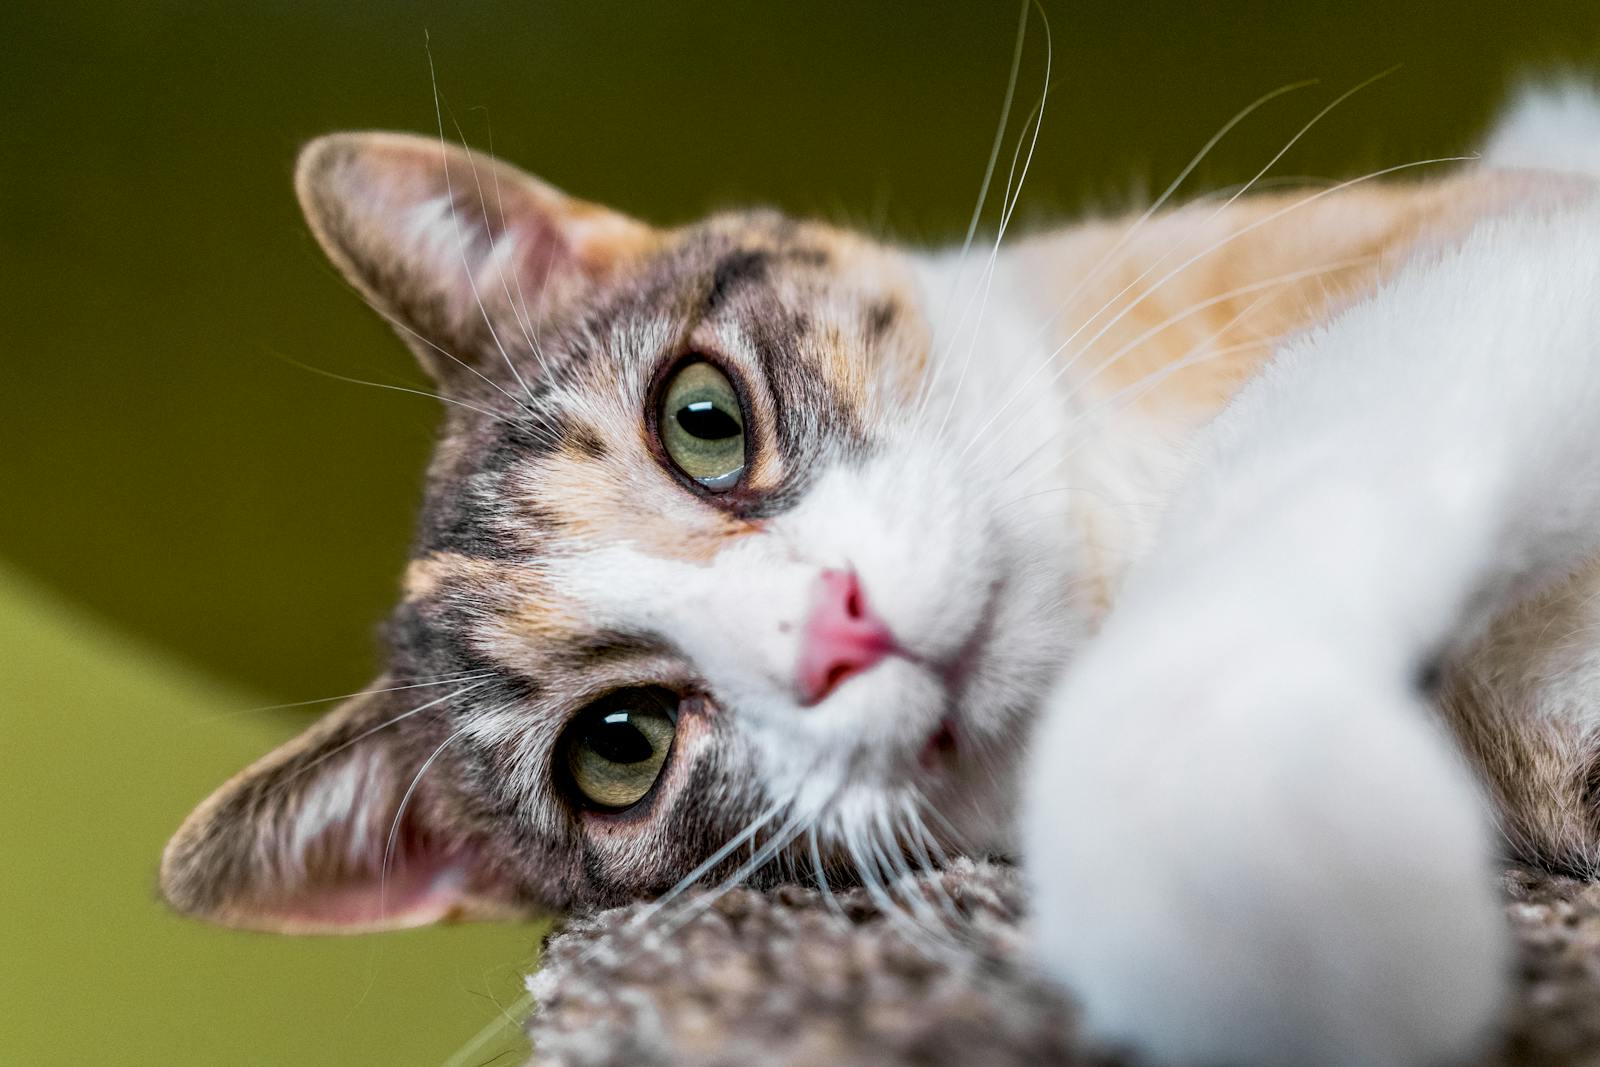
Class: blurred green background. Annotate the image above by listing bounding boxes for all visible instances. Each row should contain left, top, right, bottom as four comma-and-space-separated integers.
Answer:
5, 1, 1600, 1064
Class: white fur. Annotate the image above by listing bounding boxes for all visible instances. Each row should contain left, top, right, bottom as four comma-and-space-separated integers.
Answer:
1483, 82, 1600, 174
1019, 95, 1600, 1065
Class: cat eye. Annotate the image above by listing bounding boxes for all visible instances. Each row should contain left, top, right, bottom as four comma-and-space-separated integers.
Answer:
658, 359, 746, 490
561, 688, 679, 811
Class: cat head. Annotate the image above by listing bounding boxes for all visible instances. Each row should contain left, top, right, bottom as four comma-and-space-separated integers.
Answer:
159, 132, 1080, 931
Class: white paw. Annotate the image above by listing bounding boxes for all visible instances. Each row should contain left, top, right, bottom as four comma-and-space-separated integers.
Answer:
1022, 615, 1509, 1067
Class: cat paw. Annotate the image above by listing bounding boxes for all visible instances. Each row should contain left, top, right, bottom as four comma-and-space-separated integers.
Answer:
1021, 618, 1509, 1067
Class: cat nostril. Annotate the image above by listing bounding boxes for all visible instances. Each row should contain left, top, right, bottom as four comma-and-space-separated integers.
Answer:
796, 569, 898, 706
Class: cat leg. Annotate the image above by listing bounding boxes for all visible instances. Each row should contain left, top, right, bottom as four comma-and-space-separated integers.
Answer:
1024, 196, 1600, 1065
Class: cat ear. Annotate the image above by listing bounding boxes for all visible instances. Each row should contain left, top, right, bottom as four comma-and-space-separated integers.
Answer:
294, 131, 656, 382
160, 679, 528, 933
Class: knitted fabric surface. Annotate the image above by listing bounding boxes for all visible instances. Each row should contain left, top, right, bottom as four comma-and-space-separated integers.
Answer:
525, 860, 1600, 1066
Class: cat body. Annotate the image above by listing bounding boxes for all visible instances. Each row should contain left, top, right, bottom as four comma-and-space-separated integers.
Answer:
163, 89, 1600, 1064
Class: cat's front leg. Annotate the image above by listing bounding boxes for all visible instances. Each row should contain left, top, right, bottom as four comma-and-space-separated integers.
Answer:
1021, 186, 1600, 1064
1022, 570, 1509, 1067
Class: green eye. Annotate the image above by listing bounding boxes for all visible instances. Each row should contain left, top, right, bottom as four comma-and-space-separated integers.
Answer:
659, 360, 746, 490
562, 689, 679, 811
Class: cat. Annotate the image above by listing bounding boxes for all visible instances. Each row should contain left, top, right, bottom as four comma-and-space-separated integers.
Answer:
161, 84, 1600, 1064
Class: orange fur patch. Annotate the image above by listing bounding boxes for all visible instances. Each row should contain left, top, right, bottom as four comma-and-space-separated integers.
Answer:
1013, 172, 1592, 422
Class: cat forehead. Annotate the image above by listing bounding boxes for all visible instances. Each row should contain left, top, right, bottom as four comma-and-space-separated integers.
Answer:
406, 210, 928, 566
613, 211, 927, 375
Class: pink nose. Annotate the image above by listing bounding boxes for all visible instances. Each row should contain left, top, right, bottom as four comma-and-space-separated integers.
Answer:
796, 569, 897, 705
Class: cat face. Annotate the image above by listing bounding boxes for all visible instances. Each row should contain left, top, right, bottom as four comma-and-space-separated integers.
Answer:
160, 133, 1080, 930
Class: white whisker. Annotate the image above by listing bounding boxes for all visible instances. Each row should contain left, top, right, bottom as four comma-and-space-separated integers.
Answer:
973, 154, 1469, 464
455, 108, 560, 388
275, 682, 487, 793
644, 803, 816, 946
265, 348, 557, 439
379, 723, 469, 923
912, 0, 1032, 421
628, 796, 789, 927
194, 669, 495, 722
807, 823, 842, 916
1000, 78, 1318, 383
926, 0, 1053, 441
899, 795, 962, 924
957, 75, 1419, 458
966, 254, 1373, 473
425, 35, 539, 410
354, 292, 564, 436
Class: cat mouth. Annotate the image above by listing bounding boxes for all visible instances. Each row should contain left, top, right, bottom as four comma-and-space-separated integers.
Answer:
914, 581, 1004, 775
918, 717, 960, 771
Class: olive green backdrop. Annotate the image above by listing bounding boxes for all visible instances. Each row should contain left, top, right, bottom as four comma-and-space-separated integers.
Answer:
5, 1, 1600, 1064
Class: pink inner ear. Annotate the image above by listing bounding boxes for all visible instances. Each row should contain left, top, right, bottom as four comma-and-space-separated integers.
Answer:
243, 851, 479, 935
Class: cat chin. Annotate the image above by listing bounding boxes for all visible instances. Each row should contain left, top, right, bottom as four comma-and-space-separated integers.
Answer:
833, 668, 1033, 856
800, 756, 1020, 863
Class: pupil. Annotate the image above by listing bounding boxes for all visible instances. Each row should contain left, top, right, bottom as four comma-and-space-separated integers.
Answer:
589, 713, 654, 764
677, 401, 740, 440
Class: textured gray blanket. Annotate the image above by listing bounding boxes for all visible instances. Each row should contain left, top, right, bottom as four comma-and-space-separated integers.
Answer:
525, 861, 1600, 1065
